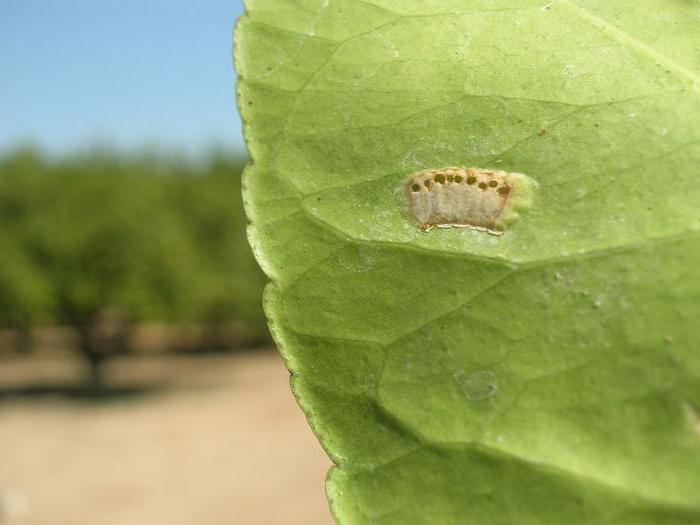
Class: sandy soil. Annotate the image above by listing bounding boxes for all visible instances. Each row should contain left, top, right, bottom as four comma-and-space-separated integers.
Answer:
0, 351, 334, 525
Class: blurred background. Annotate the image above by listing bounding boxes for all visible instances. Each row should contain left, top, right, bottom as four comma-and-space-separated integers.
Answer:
0, 1, 331, 524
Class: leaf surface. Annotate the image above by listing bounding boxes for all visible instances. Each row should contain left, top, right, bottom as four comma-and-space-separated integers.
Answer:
235, 0, 700, 522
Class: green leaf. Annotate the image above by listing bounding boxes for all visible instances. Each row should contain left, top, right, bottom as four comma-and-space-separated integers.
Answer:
235, 0, 700, 522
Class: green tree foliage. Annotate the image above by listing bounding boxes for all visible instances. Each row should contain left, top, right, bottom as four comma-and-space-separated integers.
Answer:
0, 147, 267, 388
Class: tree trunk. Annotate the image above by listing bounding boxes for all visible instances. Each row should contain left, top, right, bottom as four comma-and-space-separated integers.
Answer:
77, 327, 107, 396
76, 309, 131, 395
85, 348, 107, 395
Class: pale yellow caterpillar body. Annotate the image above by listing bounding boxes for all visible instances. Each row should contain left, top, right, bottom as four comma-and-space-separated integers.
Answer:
405, 167, 537, 235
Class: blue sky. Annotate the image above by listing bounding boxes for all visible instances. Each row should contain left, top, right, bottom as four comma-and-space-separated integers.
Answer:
0, 0, 246, 155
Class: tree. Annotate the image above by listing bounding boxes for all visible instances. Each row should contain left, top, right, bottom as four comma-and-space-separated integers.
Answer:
0, 148, 267, 392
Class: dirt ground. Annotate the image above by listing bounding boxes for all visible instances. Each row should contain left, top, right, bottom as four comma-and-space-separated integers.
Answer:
0, 350, 334, 525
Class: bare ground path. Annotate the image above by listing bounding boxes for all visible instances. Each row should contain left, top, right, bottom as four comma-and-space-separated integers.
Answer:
0, 351, 333, 525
